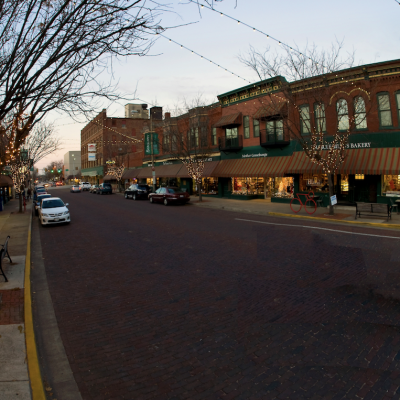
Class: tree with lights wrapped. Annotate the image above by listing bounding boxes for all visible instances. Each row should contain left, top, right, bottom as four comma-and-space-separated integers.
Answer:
240, 42, 375, 215
163, 105, 214, 202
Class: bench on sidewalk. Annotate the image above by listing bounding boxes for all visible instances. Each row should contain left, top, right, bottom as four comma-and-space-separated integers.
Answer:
0, 235, 12, 282
355, 202, 391, 222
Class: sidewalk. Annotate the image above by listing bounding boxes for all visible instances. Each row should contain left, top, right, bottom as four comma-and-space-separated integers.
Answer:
190, 196, 400, 228
0, 199, 34, 400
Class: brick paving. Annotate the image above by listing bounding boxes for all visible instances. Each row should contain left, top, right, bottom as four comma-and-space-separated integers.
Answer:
38, 188, 400, 399
0, 289, 24, 325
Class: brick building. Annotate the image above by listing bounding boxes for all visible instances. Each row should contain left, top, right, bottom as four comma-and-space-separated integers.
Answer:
81, 105, 152, 184
86, 59, 400, 205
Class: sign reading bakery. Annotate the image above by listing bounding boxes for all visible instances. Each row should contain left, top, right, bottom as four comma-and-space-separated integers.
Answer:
88, 143, 96, 152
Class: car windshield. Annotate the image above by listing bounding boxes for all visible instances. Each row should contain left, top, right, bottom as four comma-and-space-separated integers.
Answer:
42, 199, 64, 209
138, 186, 148, 190
168, 188, 183, 194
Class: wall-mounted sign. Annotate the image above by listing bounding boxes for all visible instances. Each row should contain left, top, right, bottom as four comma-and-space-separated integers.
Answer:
106, 160, 115, 165
88, 143, 96, 152
319, 142, 371, 150
88, 153, 96, 161
242, 153, 268, 158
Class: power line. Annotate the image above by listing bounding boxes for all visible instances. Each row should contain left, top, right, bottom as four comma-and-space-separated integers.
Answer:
190, 0, 332, 73
158, 34, 251, 84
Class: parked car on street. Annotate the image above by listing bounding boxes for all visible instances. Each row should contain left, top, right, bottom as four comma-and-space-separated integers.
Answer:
35, 194, 52, 216
97, 183, 112, 195
90, 185, 99, 193
38, 197, 70, 226
124, 184, 150, 200
33, 187, 47, 201
79, 182, 91, 191
149, 187, 190, 206
70, 185, 81, 193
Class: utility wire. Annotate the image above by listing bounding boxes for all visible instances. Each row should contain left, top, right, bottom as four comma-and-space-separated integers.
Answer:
190, 0, 332, 73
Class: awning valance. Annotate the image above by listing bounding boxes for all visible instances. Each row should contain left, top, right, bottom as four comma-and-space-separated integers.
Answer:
137, 167, 153, 179
177, 160, 220, 178
286, 148, 400, 175
253, 103, 288, 119
103, 174, 117, 181
154, 164, 183, 177
0, 175, 13, 187
122, 169, 140, 179
213, 156, 292, 178
214, 112, 242, 128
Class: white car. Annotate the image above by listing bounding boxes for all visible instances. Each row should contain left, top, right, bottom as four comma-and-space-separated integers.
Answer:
38, 197, 70, 226
79, 182, 91, 191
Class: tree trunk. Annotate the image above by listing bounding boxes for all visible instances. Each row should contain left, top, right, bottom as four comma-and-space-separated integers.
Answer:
198, 178, 202, 202
328, 173, 334, 215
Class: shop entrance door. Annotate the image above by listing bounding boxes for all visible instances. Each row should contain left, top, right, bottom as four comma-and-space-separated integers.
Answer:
353, 175, 378, 203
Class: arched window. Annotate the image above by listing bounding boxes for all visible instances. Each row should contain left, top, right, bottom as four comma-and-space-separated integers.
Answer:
354, 96, 367, 130
337, 99, 349, 131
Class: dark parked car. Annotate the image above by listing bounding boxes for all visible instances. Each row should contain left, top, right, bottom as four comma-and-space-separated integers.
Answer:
149, 187, 190, 206
35, 194, 52, 216
33, 187, 47, 201
124, 184, 150, 200
97, 183, 113, 195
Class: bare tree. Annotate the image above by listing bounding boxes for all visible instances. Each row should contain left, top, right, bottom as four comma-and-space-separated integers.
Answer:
163, 105, 214, 202
238, 39, 356, 82
0, 0, 168, 152
240, 42, 370, 215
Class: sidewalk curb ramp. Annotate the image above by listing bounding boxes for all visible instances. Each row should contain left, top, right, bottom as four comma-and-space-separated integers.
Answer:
24, 212, 46, 399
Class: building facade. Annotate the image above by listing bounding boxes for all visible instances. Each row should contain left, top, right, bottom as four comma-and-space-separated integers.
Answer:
63, 151, 81, 181
85, 59, 400, 205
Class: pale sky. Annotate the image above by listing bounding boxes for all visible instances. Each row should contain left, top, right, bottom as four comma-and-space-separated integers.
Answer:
37, 0, 400, 170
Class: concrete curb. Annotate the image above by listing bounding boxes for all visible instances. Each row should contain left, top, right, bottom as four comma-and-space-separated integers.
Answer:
268, 212, 400, 230
24, 212, 46, 400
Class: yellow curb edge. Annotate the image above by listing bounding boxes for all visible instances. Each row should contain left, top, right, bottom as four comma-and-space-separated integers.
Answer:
268, 212, 400, 230
24, 212, 46, 399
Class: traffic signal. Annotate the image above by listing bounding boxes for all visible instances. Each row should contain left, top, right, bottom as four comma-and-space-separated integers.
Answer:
58, 169, 61, 173
51, 170, 53, 173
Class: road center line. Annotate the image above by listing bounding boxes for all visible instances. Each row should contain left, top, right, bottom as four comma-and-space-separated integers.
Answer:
235, 218, 400, 240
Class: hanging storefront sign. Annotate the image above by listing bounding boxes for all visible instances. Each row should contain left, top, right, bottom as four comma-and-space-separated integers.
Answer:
106, 160, 115, 165
88, 143, 96, 152
88, 153, 96, 161
144, 132, 160, 155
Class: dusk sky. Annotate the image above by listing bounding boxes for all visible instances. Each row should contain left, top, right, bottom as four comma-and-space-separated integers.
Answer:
38, 0, 400, 170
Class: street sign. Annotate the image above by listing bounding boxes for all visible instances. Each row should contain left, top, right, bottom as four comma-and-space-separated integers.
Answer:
65, 169, 69, 171
330, 195, 337, 205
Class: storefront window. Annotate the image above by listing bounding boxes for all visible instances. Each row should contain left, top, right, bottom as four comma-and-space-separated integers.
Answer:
201, 178, 218, 195
231, 177, 264, 195
270, 177, 294, 198
382, 175, 400, 195
300, 174, 337, 193
341, 174, 349, 194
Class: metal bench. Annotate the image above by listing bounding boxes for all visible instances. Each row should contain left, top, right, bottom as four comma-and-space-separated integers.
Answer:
355, 202, 391, 221
0, 236, 12, 282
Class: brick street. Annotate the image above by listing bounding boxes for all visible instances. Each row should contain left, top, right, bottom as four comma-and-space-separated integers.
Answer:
37, 188, 400, 400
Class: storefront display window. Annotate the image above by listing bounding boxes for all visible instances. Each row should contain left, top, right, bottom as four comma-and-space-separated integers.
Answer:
270, 177, 294, 198
382, 175, 400, 195
300, 174, 337, 193
201, 178, 218, 195
341, 174, 349, 194
231, 177, 264, 195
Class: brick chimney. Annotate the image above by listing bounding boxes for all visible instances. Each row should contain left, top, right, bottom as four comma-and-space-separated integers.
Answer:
164, 112, 171, 119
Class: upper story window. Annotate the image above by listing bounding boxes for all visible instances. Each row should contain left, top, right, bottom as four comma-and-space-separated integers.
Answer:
354, 96, 367, 130
121, 119, 126, 128
266, 120, 284, 141
299, 105, 310, 134
212, 128, 217, 145
225, 127, 238, 138
253, 119, 260, 137
396, 92, 400, 125
200, 127, 208, 147
377, 93, 393, 127
337, 99, 349, 131
112, 119, 116, 127
314, 103, 326, 133
243, 116, 250, 139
